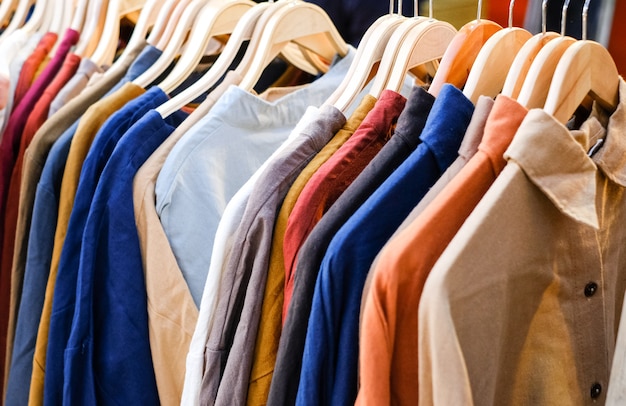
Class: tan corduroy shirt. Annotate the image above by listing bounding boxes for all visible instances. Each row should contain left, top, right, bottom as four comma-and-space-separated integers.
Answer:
419, 79, 626, 406
133, 72, 240, 405
29, 82, 145, 405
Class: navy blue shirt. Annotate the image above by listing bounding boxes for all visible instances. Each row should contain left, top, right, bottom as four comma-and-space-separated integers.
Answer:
44, 86, 172, 404
63, 109, 187, 404
295, 85, 474, 406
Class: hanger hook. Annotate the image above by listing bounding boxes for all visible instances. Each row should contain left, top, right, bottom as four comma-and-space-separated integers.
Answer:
429, 0, 433, 18
508, 0, 515, 27
582, 0, 591, 40
477, 0, 482, 20
389, 0, 393, 15
414, 0, 418, 17
542, 0, 548, 34
561, 0, 571, 36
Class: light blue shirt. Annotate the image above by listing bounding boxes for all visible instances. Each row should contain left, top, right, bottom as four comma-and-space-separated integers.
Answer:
155, 48, 355, 306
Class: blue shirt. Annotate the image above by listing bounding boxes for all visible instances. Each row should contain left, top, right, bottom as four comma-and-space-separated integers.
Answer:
44, 86, 171, 404
4, 44, 162, 406
295, 85, 474, 406
155, 49, 355, 306
63, 109, 187, 404
4, 128, 72, 406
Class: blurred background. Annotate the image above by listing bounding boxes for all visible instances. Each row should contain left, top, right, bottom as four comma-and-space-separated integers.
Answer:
305, 0, 624, 75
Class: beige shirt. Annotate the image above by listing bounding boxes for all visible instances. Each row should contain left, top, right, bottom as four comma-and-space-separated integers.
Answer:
132, 72, 240, 406
419, 79, 626, 406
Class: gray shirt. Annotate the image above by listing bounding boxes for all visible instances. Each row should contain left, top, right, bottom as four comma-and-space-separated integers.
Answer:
206, 105, 346, 406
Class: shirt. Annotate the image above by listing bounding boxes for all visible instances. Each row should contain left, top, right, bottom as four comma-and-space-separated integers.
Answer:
0, 29, 77, 261
28, 43, 159, 406
360, 95, 494, 318
0, 28, 77, 397
246, 106, 347, 406
0, 29, 28, 130
12, 32, 56, 109
7, 41, 144, 405
418, 83, 626, 405
280, 96, 377, 320
64, 109, 187, 405
293, 84, 474, 406
134, 72, 241, 406
48, 58, 103, 118
608, 296, 626, 404
181, 106, 320, 406
155, 48, 355, 307
357, 95, 527, 406
1, 51, 80, 390
5, 128, 73, 406
209, 105, 346, 406
1, 33, 43, 135
283, 90, 406, 288
44, 84, 157, 405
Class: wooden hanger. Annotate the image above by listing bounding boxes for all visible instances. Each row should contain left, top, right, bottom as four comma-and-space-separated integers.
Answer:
326, 13, 405, 112
133, 0, 212, 89
543, 0, 619, 124
238, 0, 349, 91
69, 0, 90, 34
146, 0, 182, 47
118, 0, 166, 57
157, 0, 255, 94
516, 35, 575, 109
90, 0, 149, 67
502, 0, 559, 98
49, 0, 68, 34
98, 0, 163, 77
3, 0, 38, 38
155, 0, 192, 51
155, 1, 318, 117
428, 0, 502, 97
74, 0, 107, 57
156, 1, 273, 118
0, 0, 19, 30
463, 1, 531, 104
58, 0, 76, 33
380, 18, 457, 95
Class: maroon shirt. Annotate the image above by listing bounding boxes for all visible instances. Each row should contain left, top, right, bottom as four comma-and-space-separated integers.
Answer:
282, 90, 407, 299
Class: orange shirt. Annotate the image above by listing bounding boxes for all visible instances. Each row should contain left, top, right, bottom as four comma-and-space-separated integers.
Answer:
357, 95, 527, 405
12, 33, 57, 109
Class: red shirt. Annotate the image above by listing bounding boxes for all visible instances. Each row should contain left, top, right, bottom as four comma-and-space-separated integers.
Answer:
12, 32, 57, 109
282, 90, 406, 308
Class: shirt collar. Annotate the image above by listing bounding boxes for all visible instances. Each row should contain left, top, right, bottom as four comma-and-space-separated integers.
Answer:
419, 84, 475, 172
479, 94, 528, 174
393, 86, 435, 150
209, 47, 356, 129
588, 78, 626, 188
506, 78, 626, 230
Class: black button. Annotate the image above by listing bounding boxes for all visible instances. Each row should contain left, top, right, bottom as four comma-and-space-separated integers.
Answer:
585, 282, 598, 297
590, 383, 602, 399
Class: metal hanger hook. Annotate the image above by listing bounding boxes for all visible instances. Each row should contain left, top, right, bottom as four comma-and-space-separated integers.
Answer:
582, 0, 591, 40
508, 0, 515, 27
542, 0, 548, 34
477, 0, 482, 20
561, 0, 571, 36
